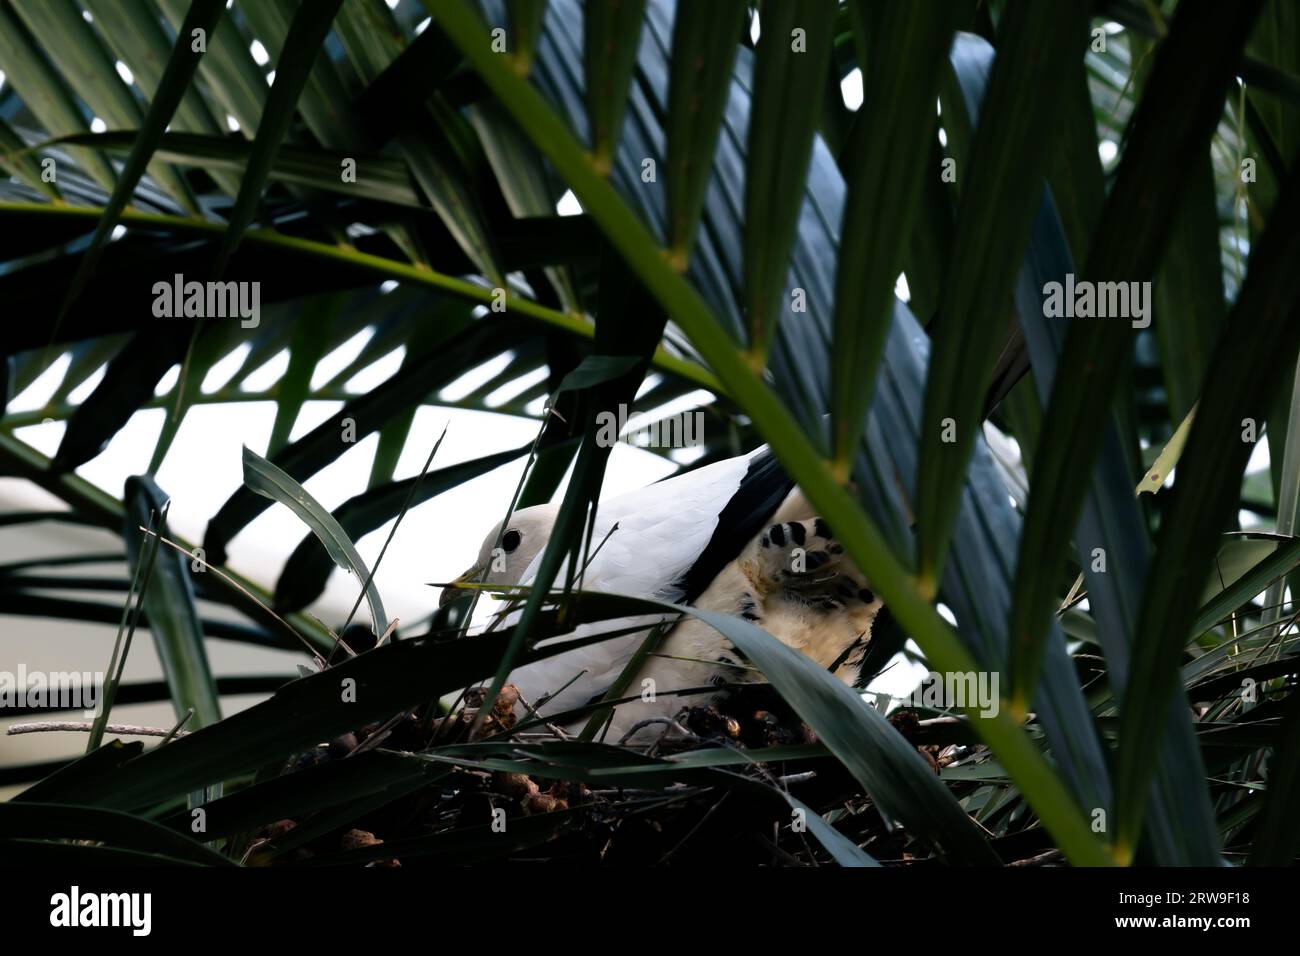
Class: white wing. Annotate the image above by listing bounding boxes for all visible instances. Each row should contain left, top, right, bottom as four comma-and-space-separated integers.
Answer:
500, 449, 765, 717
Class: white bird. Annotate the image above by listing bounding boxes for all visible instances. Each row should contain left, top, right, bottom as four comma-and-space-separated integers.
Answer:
443, 447, 882, 740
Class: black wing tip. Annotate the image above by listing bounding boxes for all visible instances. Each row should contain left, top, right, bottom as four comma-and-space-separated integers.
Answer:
671, 449, 796, 603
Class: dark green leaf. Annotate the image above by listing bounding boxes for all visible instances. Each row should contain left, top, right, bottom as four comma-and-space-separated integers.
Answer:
214, 0, 347, 276
663, 0, 748, 263
583, 0, 646, 170
506, 0, 547, 75
741, 0, 836, 360
242, 444, 389, 637
915, 0, 1088, 587
1117, 156, 1300, 857
9, 0, 194, 211
830, 0, 970, 469
124, 475, 222, 731
0, 0, 118, 191
1009, 0, 1266, 717
51, 326, 193, 473
59, 0, 227, 317
0, 802, 233, 866
43, 130, 423, 206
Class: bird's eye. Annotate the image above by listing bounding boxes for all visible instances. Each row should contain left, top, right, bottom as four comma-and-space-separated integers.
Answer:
502, 529, 522, 553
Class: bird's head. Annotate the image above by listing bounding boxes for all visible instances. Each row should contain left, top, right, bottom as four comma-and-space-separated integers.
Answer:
439, 503, 559, 608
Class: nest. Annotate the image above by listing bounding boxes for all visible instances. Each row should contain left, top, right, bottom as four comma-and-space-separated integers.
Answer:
238, 681, 1015, 867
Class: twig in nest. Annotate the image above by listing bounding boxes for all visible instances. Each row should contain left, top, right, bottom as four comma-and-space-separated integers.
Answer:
513, 689, 571, 740
1008, 848, 1065, 867
348, 709, 411, 757
775, 771, 817, 786
617, 717, 697, 746
8, 721, 189, 738
376, 618, 400, 647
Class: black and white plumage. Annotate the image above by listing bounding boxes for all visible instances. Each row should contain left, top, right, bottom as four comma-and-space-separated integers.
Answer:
612, 516, 882, 741
445, 448, 882, 740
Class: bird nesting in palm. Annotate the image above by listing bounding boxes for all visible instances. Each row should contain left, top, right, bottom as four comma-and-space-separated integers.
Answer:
443, 449, 883, 743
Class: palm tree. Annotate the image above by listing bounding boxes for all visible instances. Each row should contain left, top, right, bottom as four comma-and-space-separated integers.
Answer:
1, 0, 1298, 867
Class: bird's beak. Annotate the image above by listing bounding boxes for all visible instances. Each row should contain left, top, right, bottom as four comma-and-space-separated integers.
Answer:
439, 565, 482, 609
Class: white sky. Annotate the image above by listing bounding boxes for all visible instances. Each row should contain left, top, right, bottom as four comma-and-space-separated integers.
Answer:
5, 395, 682, 631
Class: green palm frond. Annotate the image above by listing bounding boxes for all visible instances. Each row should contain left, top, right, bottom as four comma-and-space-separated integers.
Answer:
1, 0, 1299, 869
